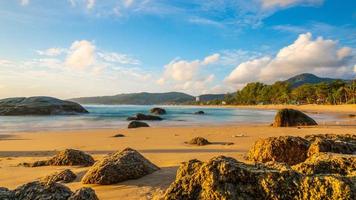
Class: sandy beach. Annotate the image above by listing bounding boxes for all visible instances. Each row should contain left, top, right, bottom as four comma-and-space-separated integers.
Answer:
1, 115, 355, 200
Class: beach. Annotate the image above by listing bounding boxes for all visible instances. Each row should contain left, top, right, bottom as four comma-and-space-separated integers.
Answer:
1, 107, 355, 200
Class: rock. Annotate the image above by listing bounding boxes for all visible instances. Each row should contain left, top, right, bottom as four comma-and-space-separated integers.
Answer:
187, 137, 211, 146
248, 136, 309, 165
41, 169, 77, 184
150, 107, 166, 115
306, 134, 356, 156
0, 187, 14, 200
194, 111, 205, 115
68, 187, 99, 200
273, 109, 317, 127
127, 113, 163, 121
292, 153, 356, 176
348, 114, 356, 118
163, 156, 355, 200
0, 96, 88, 116
113, 134, 125, 137
13, 181, 73, 200
26, 149, 94, 167
128, 121, 150, 128
82, 148, 159, 184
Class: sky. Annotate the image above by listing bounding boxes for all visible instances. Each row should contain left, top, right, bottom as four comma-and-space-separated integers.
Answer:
0, 0, 355, 98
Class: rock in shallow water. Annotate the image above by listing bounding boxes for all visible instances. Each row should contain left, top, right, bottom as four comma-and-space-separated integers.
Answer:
273, 108, 317, 127
0, 96, 88, 115
127, 113, 163, 121
150, 107, 166, 115
81, 148, 159, 184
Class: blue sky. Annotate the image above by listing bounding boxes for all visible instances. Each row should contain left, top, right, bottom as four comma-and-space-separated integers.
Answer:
0, 0, 355, 98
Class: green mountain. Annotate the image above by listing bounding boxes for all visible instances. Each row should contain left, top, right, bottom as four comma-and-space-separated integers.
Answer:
284, 73, 343, 88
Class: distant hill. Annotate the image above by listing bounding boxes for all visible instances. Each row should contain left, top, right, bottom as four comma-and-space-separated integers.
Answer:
284, 73, 343, 88
70, 92, 226, 105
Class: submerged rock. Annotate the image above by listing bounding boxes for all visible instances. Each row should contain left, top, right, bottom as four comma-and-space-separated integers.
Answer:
248, 136, 309, 165
82, 148, 159, 185
150, 107, 166, 115
292, 153, 356, 176
127, 113, 163, 121
194, 111, 205, 115
187, 137, 211, 146
13, 181, 73, 200
273, 109, 317, 127
163, 156, 355, 200
128, 121, 150, 128
26, 149, 94, 167
68, 187, 99, 200
0, 96, 88, 116
41, 169, 77, 184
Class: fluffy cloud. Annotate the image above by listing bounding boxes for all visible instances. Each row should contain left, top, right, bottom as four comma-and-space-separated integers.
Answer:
36, 48, 65, 57
65, 40, 96, 69
261, 0, 323, 8
226, 32, 355, 85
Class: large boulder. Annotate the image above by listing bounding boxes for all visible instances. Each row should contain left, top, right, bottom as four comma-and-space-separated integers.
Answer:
305, 134, 356, 156
82, 148, 159, 184
163, 156, 355, 200
150, 107, 166, 115
0, 96, 88, 116
248, 136, 310, 165
26, 149, 94, 167
0, 187, 14, 200
187, 137, 211, 146
13, 181, 73, 200
41, 169, 77, 184
68, 188, 99, 200
127, 113, 163, 121
292, 153, 356, 176
273, 109, 317, 127
128, 121, 150, 128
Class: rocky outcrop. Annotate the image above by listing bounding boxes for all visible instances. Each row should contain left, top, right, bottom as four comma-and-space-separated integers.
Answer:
82, 148, 159, 185
0, 96, 88, 116
13, 181, 73, 200
128, 121, 150, 128
150, 107, 166, 115
305, 134, 356, 156
163, 156, 355, 200
194, 111, 205, 115
24, 149, 94, 167
41, 169, 77, 184
292, 153, 356, 175
273, 109, 317, 127
0, 187, 14, 200
187, 137, 211, 146
127, 113, 163, 121
248, 136, 310, 165
68, 188, 99, 200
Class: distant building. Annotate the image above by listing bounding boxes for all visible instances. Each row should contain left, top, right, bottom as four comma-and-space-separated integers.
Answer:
195, 96, 200, 102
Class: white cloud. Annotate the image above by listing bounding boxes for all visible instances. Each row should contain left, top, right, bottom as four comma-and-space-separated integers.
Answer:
86, 0, 95, 9
65, 40, 96, 69
202, 53, 220, 65
261, 0, 323, 8
97, 52, 140, 65
226, 32, 355, 85
20, 0, 29, 6
36, 48, 65, 57
123, 0, 135, 8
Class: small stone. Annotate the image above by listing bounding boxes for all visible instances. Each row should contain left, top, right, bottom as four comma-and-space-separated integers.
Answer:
187, 137, 211, 146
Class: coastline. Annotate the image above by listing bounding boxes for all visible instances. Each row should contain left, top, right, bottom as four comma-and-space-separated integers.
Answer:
1, 124, 355, 199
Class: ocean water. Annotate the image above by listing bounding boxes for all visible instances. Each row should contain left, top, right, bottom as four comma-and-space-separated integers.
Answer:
0, 105, 342, 133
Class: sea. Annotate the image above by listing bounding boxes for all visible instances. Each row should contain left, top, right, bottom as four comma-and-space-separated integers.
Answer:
0, 105, 344, 133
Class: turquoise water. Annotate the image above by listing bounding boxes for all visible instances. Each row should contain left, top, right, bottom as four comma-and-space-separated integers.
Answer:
0, 105, 341, 133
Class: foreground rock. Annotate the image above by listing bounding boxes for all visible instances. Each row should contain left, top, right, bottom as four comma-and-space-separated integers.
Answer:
127, 113, 163, 121
82, 148, 159, 184
187, 137, 211, 146
150, 107, 166, 115
0, 96, 88, 116
24, 149, 94, 167
248, 136, 309, 165
292, 153, 356, 175
306, 134, 356, 156
128, 121, 150, 128
41, 169, 77, 184
273, 108, 317, 127
0, 187, 14, 200
68, 187, 99, 200
163, 156, 355, 200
